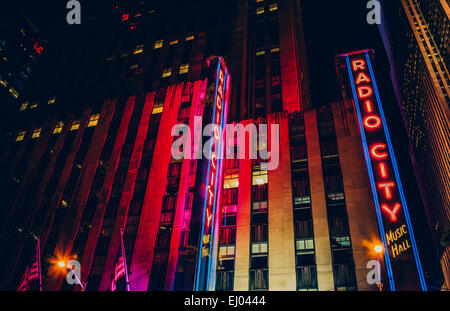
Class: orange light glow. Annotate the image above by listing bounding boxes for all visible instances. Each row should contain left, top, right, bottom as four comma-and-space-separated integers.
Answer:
364, 100, 374, 113
381, 203, 401, 221
355, 72, 371, 84
378, 181, 395, 199
374, 245, 383, 253
379, 163, 388, 178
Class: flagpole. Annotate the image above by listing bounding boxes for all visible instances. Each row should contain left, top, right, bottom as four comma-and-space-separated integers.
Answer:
120, 228, 131, 291
37, 236, 42, 292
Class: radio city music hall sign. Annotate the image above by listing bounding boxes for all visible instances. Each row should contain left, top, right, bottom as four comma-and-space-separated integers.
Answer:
339, 50, 427, 291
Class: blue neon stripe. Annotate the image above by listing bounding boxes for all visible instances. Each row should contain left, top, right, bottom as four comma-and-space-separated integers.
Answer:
195, 59, 222, 291
345, 56, 396, 291
365, 53, 427, 291
206, 69, 228, 289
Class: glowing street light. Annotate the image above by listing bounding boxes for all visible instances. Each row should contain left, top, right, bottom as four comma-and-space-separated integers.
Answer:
374, 244, 383, 291
374, 244, 383, 254
55, 259, 86, 291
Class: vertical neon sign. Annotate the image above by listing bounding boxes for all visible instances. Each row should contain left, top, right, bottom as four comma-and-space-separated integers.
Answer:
195, 57, 230, 291
339, 50, 427, 291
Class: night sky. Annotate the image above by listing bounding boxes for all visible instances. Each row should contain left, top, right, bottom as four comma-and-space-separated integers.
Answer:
1, 0, 444, 287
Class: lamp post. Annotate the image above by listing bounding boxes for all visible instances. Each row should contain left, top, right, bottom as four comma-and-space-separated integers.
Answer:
374, 244, 383, 291
58, 261, 86, 291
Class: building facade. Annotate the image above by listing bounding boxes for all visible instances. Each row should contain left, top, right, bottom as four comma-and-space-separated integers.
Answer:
379, 0, 450, 288
0, 0, 423, 291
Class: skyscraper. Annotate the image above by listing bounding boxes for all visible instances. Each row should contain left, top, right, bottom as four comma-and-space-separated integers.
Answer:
0, 0, 433, 291
378, 0, 450, 289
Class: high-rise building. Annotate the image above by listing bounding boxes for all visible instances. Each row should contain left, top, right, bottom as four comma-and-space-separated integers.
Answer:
0, 0, 432, 291
378, 0, 450, 288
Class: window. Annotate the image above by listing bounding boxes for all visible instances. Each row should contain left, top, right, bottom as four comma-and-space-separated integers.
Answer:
219, 245, 235, 259
154, 40, 163, 49
20, 102, 28, 111
70, 120, 81, 131
53, 121, 64, 134
9, 87, 19, 99
15, 131, 26, 142
152, 101, 164, 114
48, 96, 56, 105
251, 242, 268, 254
256, 50, 265, 56
252, 169, 268, 185
296, 239, 314, 253
256, 7, 264, 14
270, 47, 279, 53
179, 63, 189, 74
88, 114, 100, 127
162, 68, 172, 78
185, 35, 195, 41
32, 128, 41, 139
223, 169, 239, 189
169, 40, 178, 45
134, 44, 144, 54
269, 3, 278, 11
30, 102, 38, 109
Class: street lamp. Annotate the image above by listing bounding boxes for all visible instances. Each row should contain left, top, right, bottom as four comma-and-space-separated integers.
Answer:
374, 244, 383, 291
57, 260, 86, 291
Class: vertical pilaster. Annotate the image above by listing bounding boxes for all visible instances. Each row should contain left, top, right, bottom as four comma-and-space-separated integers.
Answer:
267, 112, 296, 290
305, 110, 334, 291
332, 101, 380, 291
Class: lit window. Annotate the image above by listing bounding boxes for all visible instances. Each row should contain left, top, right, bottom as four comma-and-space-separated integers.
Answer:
251, 242, 268, 254
0, 77, 7, 87
270, 47, 279, 53
256, 50, 265, 56
169, 40, 178, 45
15, 131, 26, 142
134, 13, 142, 18
32, 128, 41, 139
106, 56, 114, 61
148, 9, 155, 14
269, 3, 278, 11
219, 246, 235, 258
185, 35, 195, 41
53, 121, 64, 134
20, 102, 28, 111
134, 44, 144, 54
9, 87, 19, 99
154, 40, 163, 49
87, 114, 100, 127
70, 120, 80, 131
152, 105, 163, 115
162, 68, 172, 78
179, 64, 189, 74
122, 13, 129, 21
252, 169, 268, 185
256, 0, 264, 3
256, 7, 264, 14
30, 102, 38, 109
130, 64, 138, 69
48, 96, 56, 104
224, 169, 239, 189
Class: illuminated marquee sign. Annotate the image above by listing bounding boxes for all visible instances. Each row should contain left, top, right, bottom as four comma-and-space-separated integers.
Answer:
340, 50, 427, 291
195, 56, 230, 291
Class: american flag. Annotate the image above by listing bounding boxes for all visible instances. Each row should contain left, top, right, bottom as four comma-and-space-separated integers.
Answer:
17, 239, 41, 291
111, 247, 126, 291
111, 229, 130, 291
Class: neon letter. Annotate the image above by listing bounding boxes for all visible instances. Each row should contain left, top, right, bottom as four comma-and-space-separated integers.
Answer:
378, 181, 395, 199
357, 86, 373, 99
355, 72, 371, 84
381, 203, 401, 221
370, 144, 388, 159
379, 163, 388, 178
363, 115, 381, 129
